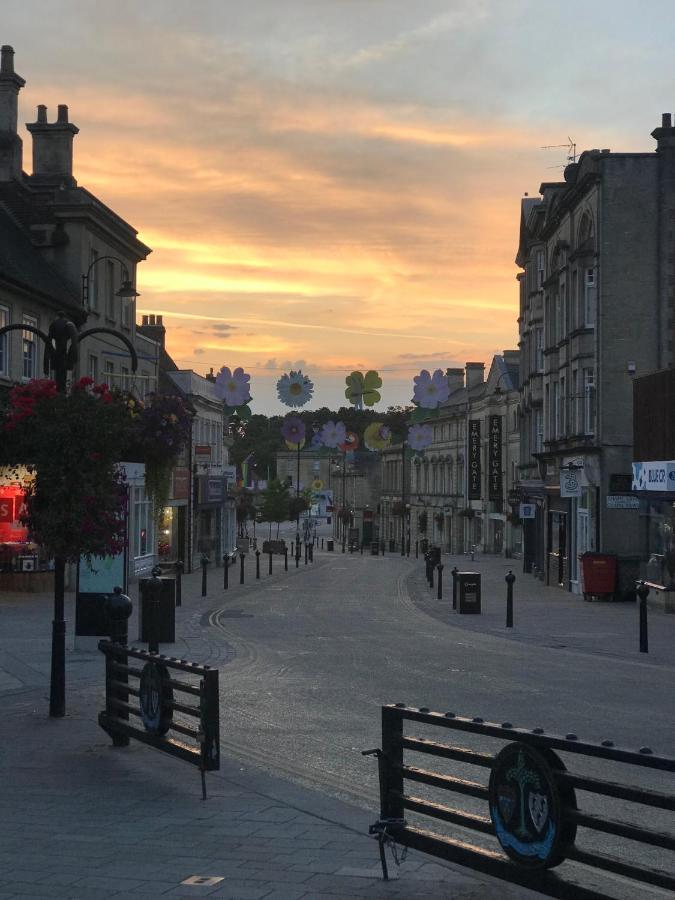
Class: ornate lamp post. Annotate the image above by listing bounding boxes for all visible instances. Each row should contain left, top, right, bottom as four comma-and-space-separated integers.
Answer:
0, 256, 139, 718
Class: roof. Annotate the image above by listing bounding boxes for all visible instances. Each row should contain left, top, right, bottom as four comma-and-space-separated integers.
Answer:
0, 206, 82, 315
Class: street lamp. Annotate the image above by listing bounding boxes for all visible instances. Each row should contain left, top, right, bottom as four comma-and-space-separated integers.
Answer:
82, 254, 139, 314
0, 259, 139, 719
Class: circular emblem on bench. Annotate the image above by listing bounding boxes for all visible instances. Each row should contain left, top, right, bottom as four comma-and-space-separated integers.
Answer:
139, 661, 173, 735
489, 742, 576, 869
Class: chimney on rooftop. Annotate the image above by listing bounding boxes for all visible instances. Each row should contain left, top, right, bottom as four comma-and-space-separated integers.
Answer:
137, 312, 166, 351
465, 362, 485, 391
0, 45, 25, 180
26, 103, 79, 184
651, 112, 675, 152
446, 368, 464, 394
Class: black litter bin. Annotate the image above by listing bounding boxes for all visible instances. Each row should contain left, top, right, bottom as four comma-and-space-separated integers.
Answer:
327, 539, 334, 552
457, 572, 481, 614
428, 546, 441, 567
138, 576, 176, 643
371, 543, 379, 555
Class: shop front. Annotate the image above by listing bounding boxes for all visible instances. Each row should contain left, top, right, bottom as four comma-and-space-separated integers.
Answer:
632, 460, 675, 589
158, 467, 189, 564
0, 474, 55, 591
194, 475, 227, 568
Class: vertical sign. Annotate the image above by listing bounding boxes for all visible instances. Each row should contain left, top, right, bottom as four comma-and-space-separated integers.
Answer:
468, 420, 481, 499
489, 415, 503, 501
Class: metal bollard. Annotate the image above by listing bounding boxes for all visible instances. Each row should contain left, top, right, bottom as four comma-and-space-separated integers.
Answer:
295, 545, 300, 568
309, 544, 314, 562
342, 538, 346, 553
321, 538, 324, 549
174, 560, 184, 607
505, 570, 515, 628
381, 540, 385, 555
415, 540, 419, 559
305, 543, 309, 565
284, 548, 288, 571
268, 551, 273, 575
637, 581, 649, 653
437, 563, 444, 600
146, 566, 163, 654
360, 543, 363, 555
201, 555, 209, 597
470, 544, 475, 562
223, 554, 229, 590
106, 587, 132, 746
255, 550, 260, 579
239, 552, 245, 585
452, 566, 458, 610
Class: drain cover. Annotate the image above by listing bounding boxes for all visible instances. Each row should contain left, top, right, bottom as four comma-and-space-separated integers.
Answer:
181, 875, 224, 886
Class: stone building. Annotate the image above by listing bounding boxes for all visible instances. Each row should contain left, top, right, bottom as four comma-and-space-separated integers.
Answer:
516, 117, 675, 595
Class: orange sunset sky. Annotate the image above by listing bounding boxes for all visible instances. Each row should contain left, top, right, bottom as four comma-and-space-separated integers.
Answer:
5, 1, 673, 412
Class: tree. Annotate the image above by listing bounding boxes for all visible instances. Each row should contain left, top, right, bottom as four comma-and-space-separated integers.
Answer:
259, 479, 290, 537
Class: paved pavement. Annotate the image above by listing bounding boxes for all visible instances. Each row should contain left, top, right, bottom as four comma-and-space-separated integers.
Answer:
1, 548, 673, 899
1, 552, 540, 900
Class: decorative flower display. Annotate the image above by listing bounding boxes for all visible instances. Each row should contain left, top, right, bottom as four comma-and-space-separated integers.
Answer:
215, 366, 252, 408
344, 370, 382, 409
310, 430, 324, 449
320, 420, 347, 449
311, 478, 324, 491
277, 370, 314, 407
406, 423, 433, 452
412, 369, 450, 409
281, 415, 306, 446
363, 422, 392, 451
339, 431, 360, 452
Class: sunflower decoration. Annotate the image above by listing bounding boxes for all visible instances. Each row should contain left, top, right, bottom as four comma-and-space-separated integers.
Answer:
277, 370, 314, 407
311, 478, 324, 491
364, 422, 392, 451
345, 370, 382, 409
214, 366, 253, 420
281, 415, 306, 449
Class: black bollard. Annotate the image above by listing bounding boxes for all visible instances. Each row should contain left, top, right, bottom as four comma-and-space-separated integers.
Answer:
505, 570, 515, 628
295, 545, 300, 568
268, 551, 273, 575
437, 563, 444, 600
201, 555, 209, 597
239, 552, 245, 585
305, 543, 309, 565
146, 566, 163, 654
223, 554, 229, 590
452, 566, 458, 610
342, 538, 346, 553
255, 550, 261, 579
637, 581, 649, 653
415, 540, 419, 559
309, 544, 314, 562
106, 587, 132, 747
321, 538, 324, 549
381, 540, 385, 555
174, 560, 184, 607
284, 548, 288, 571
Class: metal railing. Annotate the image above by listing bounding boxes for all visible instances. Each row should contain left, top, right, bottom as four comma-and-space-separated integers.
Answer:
98, 642, 219, 798
365, 704, 674, 898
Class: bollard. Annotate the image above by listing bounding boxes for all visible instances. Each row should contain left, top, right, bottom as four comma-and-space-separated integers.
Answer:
415, 540, 419, 559
201, 555, 209, 597
284, 547, 288, 571
255, 549, 260, 579
268, 551, 273, 575
321, 538, 324, 549
470, 544, 475, 562
106, 587, 132, 746
239, 552, 245, 585
305, 543, 309, 565
452, 566, 458, 610
381, 540, 385, 555
437, 563, 444, 600
295, 545, 300, 568
309, 543, 314, 562
342, 538, 346, 553
174, 560, 184, 607
223, 554, 229, 590
146, 566, 163, 654
637, 581, 649, 653
360, 543, 363, 555
505, 570, 515, 628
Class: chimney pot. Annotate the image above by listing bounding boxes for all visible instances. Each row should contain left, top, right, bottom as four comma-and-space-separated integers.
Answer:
157, 314, 162, 325
57, 104, 68, 123
37, 104, 47, 124
1, 45, 14, 74
142, 315, 149, 326
663, 113, 672, 128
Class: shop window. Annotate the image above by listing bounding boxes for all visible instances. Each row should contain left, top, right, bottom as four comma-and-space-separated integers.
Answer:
89, 354, 98, 383
133, 486, 153, 559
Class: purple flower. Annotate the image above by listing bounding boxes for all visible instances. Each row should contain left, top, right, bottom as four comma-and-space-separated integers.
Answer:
215, 366, 252, 407
407, 423, 433, 451
281, 415, 306, 445
320, 420, 346, 449
412, 369, 450, 409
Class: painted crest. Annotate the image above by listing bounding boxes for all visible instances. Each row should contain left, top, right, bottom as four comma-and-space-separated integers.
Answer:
528, 791, 549, 833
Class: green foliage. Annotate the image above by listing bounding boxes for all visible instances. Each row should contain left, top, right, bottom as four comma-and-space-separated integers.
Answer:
259, 479, 291, 528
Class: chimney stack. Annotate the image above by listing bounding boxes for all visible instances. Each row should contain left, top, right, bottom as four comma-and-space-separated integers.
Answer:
651, 113, 675, 152
0, 45, 25, 180
465, 362, 485, 391
137, 312, 166, 351
446, 367, 464, 395
26, 103, 79, 184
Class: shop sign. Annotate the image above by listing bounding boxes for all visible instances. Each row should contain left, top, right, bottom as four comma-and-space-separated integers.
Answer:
199, 476, 226, 504
194, 444, 212, 459
468, 420, 481, 500
0, 487, 29, 542
560, 466, 582, 498
606, 495, 639, 509
519, 503, 536, 519
632, 460, 675, 491
171, 467, 190, 500
222, 464, 236, 483
488, 415, 503, 501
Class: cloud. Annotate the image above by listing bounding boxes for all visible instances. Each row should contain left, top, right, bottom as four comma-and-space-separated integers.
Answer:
193, 347, 206, 356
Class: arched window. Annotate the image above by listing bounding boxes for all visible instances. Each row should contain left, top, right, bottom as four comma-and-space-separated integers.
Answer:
578, 212, 594, 249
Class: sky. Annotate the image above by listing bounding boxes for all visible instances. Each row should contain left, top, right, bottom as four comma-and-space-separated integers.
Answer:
4, 0, 675, 413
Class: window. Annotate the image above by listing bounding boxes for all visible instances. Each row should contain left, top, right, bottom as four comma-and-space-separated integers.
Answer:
104, 360, 114, 386
89, 249, 99, 311
584, 268, 596, 326
584, 369, 596, 435
544, 384, 550, 440
22, 315, 37, 380
571, 370, 578, 434
106, 259, 115, 320
571, 270, 578, 329
534, 409, 543, 453
536, 250, 545, 288
535, 327, 544, 372
560, 376, 566, 435
89, 354, 98, 382
132, 485, 153, 558
0, 305, 8, 375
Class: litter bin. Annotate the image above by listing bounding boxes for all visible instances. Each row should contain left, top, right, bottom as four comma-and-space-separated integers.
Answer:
580, 553, 617, 601
138, 576, 176, 643
457, 572, 481, 614
327, 539, 334, 552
